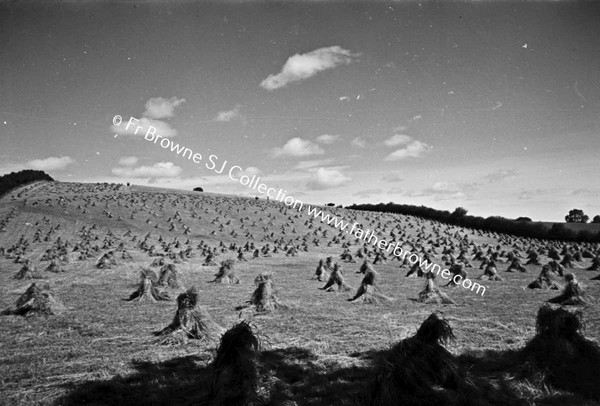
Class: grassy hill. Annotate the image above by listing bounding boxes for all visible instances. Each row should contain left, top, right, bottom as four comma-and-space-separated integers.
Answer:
0, 182, 599, 405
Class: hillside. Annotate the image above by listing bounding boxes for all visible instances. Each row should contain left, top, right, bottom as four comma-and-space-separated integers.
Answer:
1, 182, 599, 405
536, 221, 600, 232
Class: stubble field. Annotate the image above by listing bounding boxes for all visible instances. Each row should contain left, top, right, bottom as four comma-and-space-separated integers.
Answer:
1, 181, 599, 406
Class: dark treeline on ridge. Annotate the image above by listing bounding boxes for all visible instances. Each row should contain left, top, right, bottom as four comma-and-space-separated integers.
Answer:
347, 202, 600, 243
0, 170, 54, 197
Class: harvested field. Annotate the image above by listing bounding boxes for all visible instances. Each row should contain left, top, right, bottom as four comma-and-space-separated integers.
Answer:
1, 182, 599, 405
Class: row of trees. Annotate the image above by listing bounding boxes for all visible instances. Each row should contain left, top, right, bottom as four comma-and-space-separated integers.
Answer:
346, 202, 600, 243
0, 170, 53, 197
564, 208, 600, 224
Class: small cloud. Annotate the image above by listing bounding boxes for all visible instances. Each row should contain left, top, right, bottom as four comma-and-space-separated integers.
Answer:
430, 182, 461, 193
112, 161, 182, 178
118, 156, 138, 166
351, 137, 367, 148
315, 134, 341, 144
410, 114, 422, 122
384, 134, 412, 147
306, 167, 351, 190
272, 137, 324, 158
111, 117, 178, 138
353, 188, 382, 198
483, 169, 517, 183
385, 140, 431, 160
110, 96, 183, 139
387, 187, 404, 194
382, 174, 404, 183
260, 46, 359, 91
294, 159, 334, 170
230, 166, 263, 178
28, 156, 74, 171
571, 188, 596, 196
143, 97, 186, 119
214, 105, 242, 122
407, 181, 477, 201
393, 125, 408, 132
518, 191, 532, 200
242, 166, 262, 177
339, 96, 350, 101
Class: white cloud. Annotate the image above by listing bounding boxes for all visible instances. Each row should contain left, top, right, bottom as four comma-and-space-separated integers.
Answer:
354, 188, 382, 198
306, 167, 351, 190
229, 166, 263, 178
570, 188, 598, 196
294, 159, 334, 170
387, 187, 404, 195
383, 174, 404, 183
407, 181, 478, 201
143, 97, 186, 119
28, 156, 74, 171
118, 156, 138, 166
351, 137, 367, 148
384, 134, 412, 147
260, 46, 359, 90
110, 96, 183, 139
214, 105, 242, 122
518, 191, 532, 200
431, 181, 462, 193
242, 166, 262, 177
272, 137, 324, 158
483, 169, 517, 183
385, 140, 431, 160
111, 161, 182, 178
111, 117, 178, 138
315, 134, 341, 144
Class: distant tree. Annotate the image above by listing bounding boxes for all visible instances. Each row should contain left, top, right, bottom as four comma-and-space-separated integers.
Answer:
193, 187, 204, 192
565, 209, 589, 223
343, 201, 600, 242
451, 207, 468, 218
516, 217, 532, 222
592, 215, 600, 224
0, 169, 53, 197
326, 203, 335, 207
336, 205, 343, 208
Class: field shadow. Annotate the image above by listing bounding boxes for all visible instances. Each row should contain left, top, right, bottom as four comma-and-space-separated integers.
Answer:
259, 347, 370, 405
55, 346, 367, 406
457, 347, 600, 406
259, 346, 527, 406
55, 345, 600, 406
56, 354, 212, 406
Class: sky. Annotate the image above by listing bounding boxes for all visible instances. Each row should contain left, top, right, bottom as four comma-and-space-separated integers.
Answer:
1, 0, 599, 222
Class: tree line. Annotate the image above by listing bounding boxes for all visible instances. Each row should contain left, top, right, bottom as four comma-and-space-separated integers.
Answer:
346, 202, 600, 243
0, 170, 54, 197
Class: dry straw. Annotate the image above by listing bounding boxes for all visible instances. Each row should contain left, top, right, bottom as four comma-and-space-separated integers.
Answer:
154, 286, 224, 343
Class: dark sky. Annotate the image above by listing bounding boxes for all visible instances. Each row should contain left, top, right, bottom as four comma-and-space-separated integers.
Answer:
1, 0, 599, 221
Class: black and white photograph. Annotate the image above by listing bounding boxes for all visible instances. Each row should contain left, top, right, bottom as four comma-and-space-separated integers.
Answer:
1, 0, 599, 405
